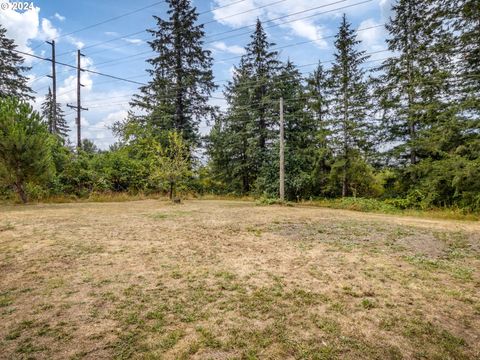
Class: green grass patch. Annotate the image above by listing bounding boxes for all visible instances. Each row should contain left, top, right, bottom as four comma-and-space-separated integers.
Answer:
301, 197, 479, 220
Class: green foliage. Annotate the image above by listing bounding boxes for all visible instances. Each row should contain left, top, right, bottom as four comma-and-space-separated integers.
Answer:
0, 25, 33, 101
130, 0, 216, 145
208, 20, 280, 194
328, 14, 372, 197
326, 153, 382, 198
375, 0, 455, 165
398, 156, 480, 211
0, 97, 53, 203
41, 87, 69, 140
149, 131, 191, 199
315, 197, 399, 213
0, 1, 478, 214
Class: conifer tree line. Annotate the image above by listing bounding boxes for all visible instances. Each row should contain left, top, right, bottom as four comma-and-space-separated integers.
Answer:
0, 0, 479, 210
208, 0, 480, 209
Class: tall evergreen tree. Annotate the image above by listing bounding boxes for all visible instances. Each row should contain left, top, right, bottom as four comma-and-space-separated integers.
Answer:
208, 20, 280, 194
0, 25, 33, 101
257, 60, 317, 199
328, 14, 371, 197
305, 62, 329, 131
455, 0, 480, 97
209, 59, 255, 193
305, 62, 332, 194
41, 87, 69, 140
375, 0, 454, 165
242, 19, 281, 171
449, 0, 480, 143
130, 0, 216, 145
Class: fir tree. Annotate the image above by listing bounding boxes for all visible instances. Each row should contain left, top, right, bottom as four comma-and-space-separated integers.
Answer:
242, 19, 281, 170
449, 0, 480, 145
455, 0, 480, 96
208, 59, 255, 193
41, 87, 69, 140
131, 0, 216, 146
305, 62, 332, 194
305, 62, 329, 133
328, 14, 371, 197
375, 0, 454, 165
208, 20, 280, 194
256, 60, 318, 199
0, 25, 33, 101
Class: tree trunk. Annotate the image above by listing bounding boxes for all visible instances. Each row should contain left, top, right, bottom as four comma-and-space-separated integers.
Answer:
169, 181, 174, 200
342, 167, 347, 198
14, 183, 28, 204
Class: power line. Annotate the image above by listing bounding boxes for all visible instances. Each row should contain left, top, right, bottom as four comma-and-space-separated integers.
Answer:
90, 20, 385, 72
206, 0, 372, 45
56, 74, 147, 98
53, 1, 167, 41
198, 0, 249, 15
205, 0, 350, 40
54, 0, 253, 58
56, 30, 147, 58
5, 47, 148, 86
80, 52, 391, 108
202, 0, 288, 26
217, 23, 385, 62
58, 0, 365, 62
81, 61, 476, 112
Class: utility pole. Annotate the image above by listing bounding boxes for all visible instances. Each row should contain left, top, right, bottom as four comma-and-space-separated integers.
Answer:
279, 97, 285, 202
67, 50, 88, 149
46, 40, 56, 132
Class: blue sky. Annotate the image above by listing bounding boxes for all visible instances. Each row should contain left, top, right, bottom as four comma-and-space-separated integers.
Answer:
0, 0, 391, 148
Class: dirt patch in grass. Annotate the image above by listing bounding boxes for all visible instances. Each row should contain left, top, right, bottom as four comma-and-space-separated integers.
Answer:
0, 200, 479, 359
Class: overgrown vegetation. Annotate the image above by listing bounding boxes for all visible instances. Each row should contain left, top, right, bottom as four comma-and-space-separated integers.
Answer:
0, 0, 479, 212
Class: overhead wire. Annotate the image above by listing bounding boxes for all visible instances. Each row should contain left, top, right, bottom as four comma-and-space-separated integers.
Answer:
4, 47, 148, 86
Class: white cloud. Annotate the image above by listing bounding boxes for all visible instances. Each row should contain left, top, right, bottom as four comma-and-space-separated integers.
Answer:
212, 0, 259, 28
357, 18, 386, 54
82, 109, 129, 149
379, 0, 391, 14
39, 18, 59, 40
56, 56, 94, 105
53, 12, 65, 22
211, 0, 343, 49
65, 35, 85, 49
122, 38, 144, 45
97, 110, 128, 128
285, 20, 327, 48
211, 41, 245, 55
0, 1, 84, 58
105, 31, 119, 36
0, 1, 40, 54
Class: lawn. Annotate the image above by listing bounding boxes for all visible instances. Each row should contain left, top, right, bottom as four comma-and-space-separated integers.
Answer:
0, 200, 479, 359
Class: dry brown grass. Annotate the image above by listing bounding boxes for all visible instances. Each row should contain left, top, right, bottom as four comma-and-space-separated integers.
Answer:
0, 200, 479, 359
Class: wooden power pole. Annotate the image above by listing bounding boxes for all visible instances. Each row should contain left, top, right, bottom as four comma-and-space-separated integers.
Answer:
279, 97, 285, 201
67, 50, 88, 149
46, 40, 56, 132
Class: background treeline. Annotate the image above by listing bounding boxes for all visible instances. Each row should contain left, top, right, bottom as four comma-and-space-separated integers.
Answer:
0, 0, 479, 211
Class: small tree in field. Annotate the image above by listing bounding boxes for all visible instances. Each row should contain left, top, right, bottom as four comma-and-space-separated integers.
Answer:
0, 97, 53, 203
150, 131, 190, 200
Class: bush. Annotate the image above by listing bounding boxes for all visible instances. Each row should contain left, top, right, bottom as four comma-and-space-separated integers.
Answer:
0, 97, 54, 203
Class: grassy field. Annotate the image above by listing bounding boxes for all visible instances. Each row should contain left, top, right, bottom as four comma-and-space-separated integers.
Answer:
0, 200, 479, 359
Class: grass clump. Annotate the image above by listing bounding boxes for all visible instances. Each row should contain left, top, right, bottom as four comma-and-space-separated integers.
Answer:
256, 196, 294, 206
0, 222, 14, 232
